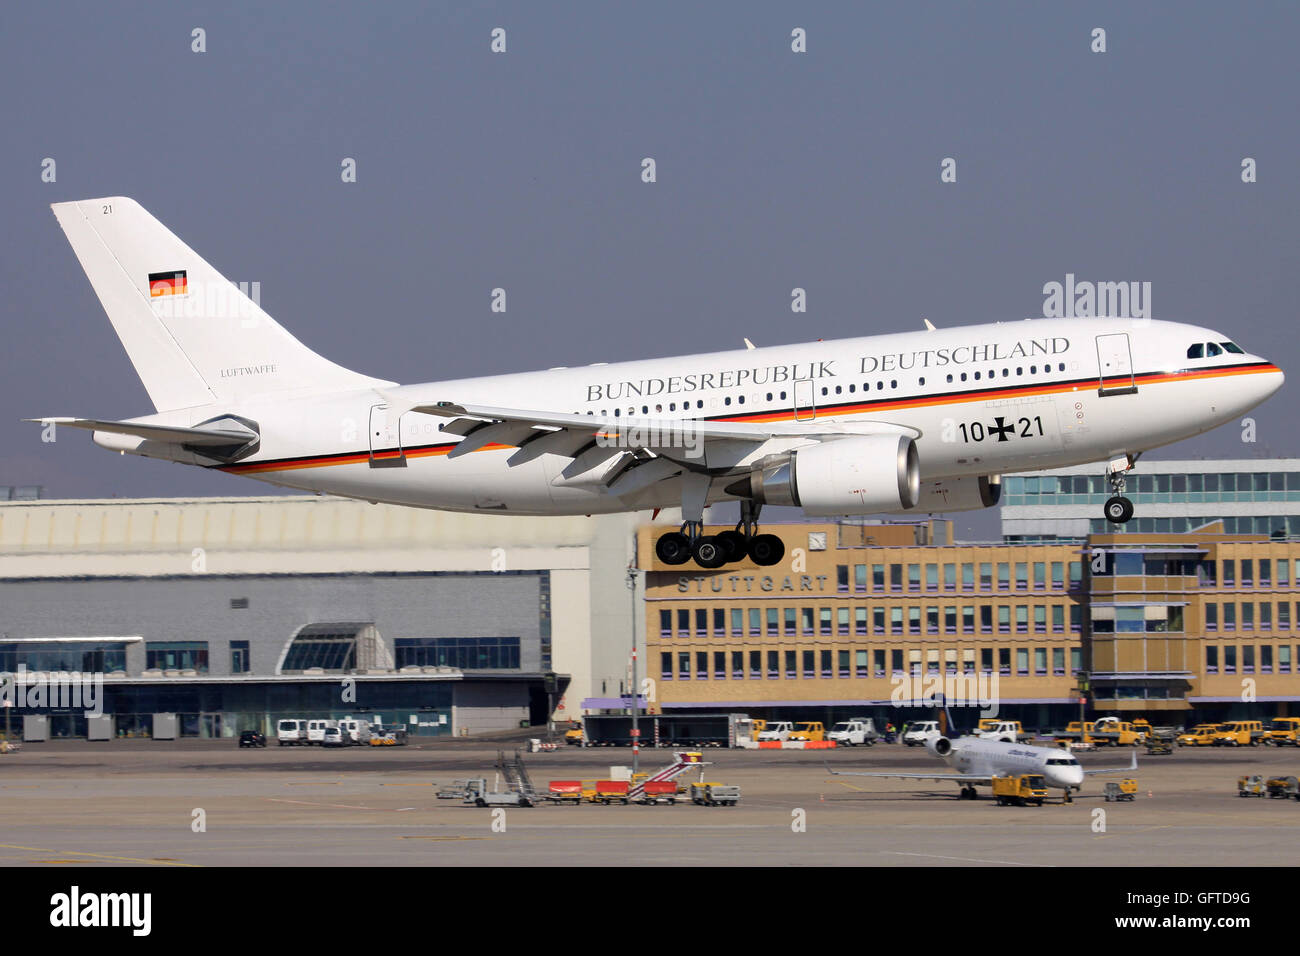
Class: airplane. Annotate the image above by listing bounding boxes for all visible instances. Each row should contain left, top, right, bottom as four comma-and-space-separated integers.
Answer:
825, 729, 1138, 801
32, 197, 1285, 568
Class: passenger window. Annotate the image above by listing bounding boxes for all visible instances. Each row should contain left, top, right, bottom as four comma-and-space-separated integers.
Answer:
1207, 342, 1223, 357
1187, 343, 1204, 359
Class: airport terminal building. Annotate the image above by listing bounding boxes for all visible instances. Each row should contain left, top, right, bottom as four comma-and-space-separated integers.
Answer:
0, 496, 638, 739
640, 517, 1300, 727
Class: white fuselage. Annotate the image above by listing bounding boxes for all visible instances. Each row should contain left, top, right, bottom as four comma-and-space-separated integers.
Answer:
114, 317, 1283, 516
937, 736, 1086, 791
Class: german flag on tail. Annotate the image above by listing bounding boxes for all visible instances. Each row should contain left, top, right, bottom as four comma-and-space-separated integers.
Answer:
148, 270, 187, 297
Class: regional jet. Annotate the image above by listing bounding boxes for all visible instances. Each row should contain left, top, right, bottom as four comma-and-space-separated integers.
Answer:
33, 198, 1284, 567
826, 732, 1138, 801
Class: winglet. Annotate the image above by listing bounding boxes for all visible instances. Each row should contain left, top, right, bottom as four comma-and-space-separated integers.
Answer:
923, 318, 937, 331
743, 337, 757, 350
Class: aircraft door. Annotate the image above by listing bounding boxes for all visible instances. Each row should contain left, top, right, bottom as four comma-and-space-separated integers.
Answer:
1095, 333, 1137, 396
794, 378, 816, 421
368, 404, 407, 468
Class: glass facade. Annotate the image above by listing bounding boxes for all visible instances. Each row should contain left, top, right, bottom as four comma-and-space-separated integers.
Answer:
394, 637, 521, 670
0, 641, 127, 674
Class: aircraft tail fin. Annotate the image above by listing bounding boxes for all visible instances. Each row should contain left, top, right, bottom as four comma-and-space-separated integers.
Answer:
51, 197, 390, 412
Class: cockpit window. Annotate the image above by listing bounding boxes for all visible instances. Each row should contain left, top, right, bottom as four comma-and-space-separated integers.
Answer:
1221, 341, 1244, 354
1187, 344, 1204, 359
1206, 342, 1223, 357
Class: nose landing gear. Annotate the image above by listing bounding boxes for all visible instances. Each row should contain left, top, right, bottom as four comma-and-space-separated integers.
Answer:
1102, 455, 1136, 525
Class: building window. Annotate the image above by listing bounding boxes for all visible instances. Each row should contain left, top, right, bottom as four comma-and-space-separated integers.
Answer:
1222, 560, 1235, 585
838, 650, 851, 678
999, 648, 1011, 676
0, 640, 127, 675
1224, 646, 1237, 674
890, 649, 904, 674
963, 606, 975, 633
837, 565, 849, 593
873, 608, 886, 634
1205, 603, 1218, 630
981, 648, 994, 673
980, 563, 993, 589
1016, 648, 1029, 675
1280, 603, 1291, 629
767, 607, 779, 635
659, 610, 672, 637
908, 607, 921, 634
678, 609, 691, 635
1241, 560, 1254, 586
802, 607, 815, 635
1224, 603, 1237, 629
998, 563, 1011, 590
749, 608, 761, 635
908, 564, 921, 590
820, 650, 832, 678
962, 563, 975, 589
997, 606, 1011, 633
731, 608, 743, 635
944, 606, 958, 633
767, 651, 779, 679
1242, 646, 1255, 674
678, 652, 691, 680
230, 640, 250, 674
1279, 645, 1292, 674
837, 607, 850, 635
944, 563, 957, 590
695, 652, 708, 680
926, 606, 940, 633
1052, 605, 1065, 632
1261, 602, 1273, 630
749, 651, 761, 679
1260, 559, 1272, 586
1051, 562, 1064, 587
819, 607, 832, 635
1052, 647, 1065, 676
696, 608, 708, 635
1034, 563, 1046, 588
1261, 645, 1273, 674
713, 651, 727, 679
147, 641, 210, 673
890, 564, 903, 591
784, 608, 796, 636
395, 637, 520, 671
872, 649, 885, 678
785, 651, 797, 679
854, 564, 867, 592
1016, 605, 1029, 633
713, 608, 725, 633
661, 652, 673, 679
926, 564, 939, 591
855, 607, 868, 635
872, 564, 886, 589
1015, 563, 1029, 589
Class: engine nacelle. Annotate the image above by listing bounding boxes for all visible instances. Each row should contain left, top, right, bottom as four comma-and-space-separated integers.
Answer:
911, 474, 1001, 513
726, 434, 920, 516
927, 736, 953, 758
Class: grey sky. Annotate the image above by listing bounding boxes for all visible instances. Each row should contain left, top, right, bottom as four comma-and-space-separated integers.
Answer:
2, 1, 1295, 539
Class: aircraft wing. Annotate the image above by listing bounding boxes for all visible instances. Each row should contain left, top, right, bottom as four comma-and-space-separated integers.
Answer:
1081, 750, 1138, 776
824, 763, 993, 785
26, 417, 257, 447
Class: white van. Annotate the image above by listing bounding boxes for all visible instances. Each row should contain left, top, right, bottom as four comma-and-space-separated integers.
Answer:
306, 719, 338, 745
320, 725, 348, 747
277, 719, 307, 746
902, 720, 942, 746
338, 719, 372, 745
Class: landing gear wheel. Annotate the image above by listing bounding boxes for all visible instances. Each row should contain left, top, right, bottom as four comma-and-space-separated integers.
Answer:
692, 535, 728, 569
1104, 496, 1134, 524
716, 530, 748, 563
655, 532, 693, 565
747, 533, 785, 566
960, 786, 978, 801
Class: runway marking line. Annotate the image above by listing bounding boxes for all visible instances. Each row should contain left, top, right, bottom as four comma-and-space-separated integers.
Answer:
886, 851, 1049, 867
0, 843, 199, 867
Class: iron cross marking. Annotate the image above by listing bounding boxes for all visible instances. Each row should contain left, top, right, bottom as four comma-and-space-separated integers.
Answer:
988, 416, 1015, 442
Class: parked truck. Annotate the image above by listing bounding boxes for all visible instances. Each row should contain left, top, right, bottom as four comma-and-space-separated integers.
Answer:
757, 721, 795, 742
1264, 717, 1300, 746
1089, 718, 1148, 747
827, 719, 879, 747
976, 720, 1031, 743
276, 718, 308, 746
902, 720, 941, 746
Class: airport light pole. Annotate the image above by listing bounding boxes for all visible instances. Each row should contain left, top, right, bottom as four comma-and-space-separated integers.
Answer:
626, 565, 640, 775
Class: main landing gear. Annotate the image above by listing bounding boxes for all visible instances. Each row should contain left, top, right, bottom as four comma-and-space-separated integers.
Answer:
1103, 454, 1136, 525
654, 499, 785, 568
959, 785, 978, 801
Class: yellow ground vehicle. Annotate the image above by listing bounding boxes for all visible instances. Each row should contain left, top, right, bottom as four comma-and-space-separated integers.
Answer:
992, 774, 1047, 806
1104, 778, 1138, 802
1176, 723, 1221, 746
1090, 717, 1146, 746
1213, 720, 1265, 747
563, 722, 584, 746
1264, 717, 1300, 746
788, 721, 826, 742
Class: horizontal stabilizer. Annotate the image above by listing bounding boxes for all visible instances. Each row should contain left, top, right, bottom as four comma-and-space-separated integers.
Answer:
27, 417, 257, 447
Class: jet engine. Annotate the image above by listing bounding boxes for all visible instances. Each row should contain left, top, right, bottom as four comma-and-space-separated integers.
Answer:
911, 475, 1001, 513
725, 434, 920, 516
926, 736, 953, 757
